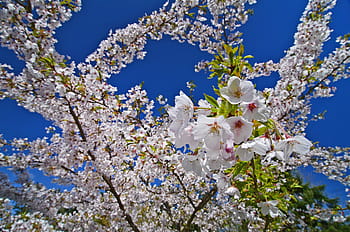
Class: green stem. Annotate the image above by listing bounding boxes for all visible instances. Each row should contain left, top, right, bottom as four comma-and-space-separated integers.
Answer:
251, 156, 259, 193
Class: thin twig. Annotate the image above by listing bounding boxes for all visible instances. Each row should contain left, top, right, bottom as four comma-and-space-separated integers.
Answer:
172, 170, 196, 209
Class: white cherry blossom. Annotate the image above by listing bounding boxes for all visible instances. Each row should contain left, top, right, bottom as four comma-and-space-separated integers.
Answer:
174, 124, 199, 149
236, 138, 270, 161
197, 99, 212, 116
276, 135, 313, 159
220, 76, 255, 104
168, 91, 194, 135
206, 148, 235, 170
182, 154, 204, 176
226, 116, 253, 144
0, 0, 349, 230
225, 186, 241, 199
193, 115, 233, 151
257, 200, 280, 218
241, 95, 269, 122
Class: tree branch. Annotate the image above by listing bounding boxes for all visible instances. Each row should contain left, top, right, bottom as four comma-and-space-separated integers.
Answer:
299, 55, 350, 100
65, 98, 140, 232
182, 185, 218, 232
13, 0, 32, 13
173, 170, 196, 209
102, 175, 141, 232
65, 99, 96, 161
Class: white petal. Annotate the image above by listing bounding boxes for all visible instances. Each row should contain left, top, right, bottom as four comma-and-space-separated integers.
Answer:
182, 156, 202, 176
193, 117, 211, 140
274, 150, 287, 161
293, 135, 312, 155
220, 76, 242, 104
252, 140, 269, 156
240, 80, 255, 103
205, 132, 221, 150
226, 186, 241, 199
174, 125, 198, 149
236, 146, 254, 161
226, 117, 253, 144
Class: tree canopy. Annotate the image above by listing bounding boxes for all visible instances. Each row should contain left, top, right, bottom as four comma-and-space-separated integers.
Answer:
0, 0, 349, 231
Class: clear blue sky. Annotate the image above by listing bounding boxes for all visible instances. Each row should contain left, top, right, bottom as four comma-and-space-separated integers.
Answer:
1, 0, 349, 205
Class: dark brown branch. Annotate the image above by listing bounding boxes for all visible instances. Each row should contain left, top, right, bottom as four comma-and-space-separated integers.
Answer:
102, 175, 141, 232
139, 175, 162, 195
299, 55, 350, 100
13, 0, 32, 13
65, 99, 96, 161
172, 170, 196, 209
60, 165, 77, 175
65, 98, 140, 232
182, 185, 218, 232
66, 101, 87, 142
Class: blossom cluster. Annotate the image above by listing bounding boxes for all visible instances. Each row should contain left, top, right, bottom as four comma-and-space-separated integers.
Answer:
267, 0, 350, 134
169, 76, 312, 188
0, 0, 349, 231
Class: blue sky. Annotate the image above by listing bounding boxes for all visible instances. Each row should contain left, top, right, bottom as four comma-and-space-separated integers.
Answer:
1, 0, 350, 205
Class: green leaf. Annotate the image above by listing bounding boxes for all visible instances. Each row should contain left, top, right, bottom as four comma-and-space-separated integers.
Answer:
254, 126, 267, 137
213, 87, 221, 96
223, 44, 233, 54
231, 161, 249, 178
60, 0, 78, 10
208, 72, 216, 79
238, 44, 245, 56
244, 62, 254, 72
39, 57, 55, 66
261, 119, 275, 129
93, 215, 111, 227
223, 100, 234, 116
229, 50, 235, 64
291, 183, 303, 189
204, 94, 219, 108
232, 46, 238, 54
186, 12, 195, 18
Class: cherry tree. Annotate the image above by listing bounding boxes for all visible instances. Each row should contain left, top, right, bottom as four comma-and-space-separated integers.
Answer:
0, 0, 349, 231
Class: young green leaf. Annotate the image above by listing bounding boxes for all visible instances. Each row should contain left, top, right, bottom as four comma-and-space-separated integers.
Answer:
204, 94, 219, 108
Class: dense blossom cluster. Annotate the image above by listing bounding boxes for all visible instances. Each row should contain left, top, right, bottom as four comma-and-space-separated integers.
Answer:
169, 76, 313, 180
0, 0, 349, 231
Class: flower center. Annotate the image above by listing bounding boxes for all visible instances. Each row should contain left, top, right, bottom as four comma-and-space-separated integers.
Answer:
248, 103, 257, 111
233, 89, 243, 98
234, 120, 243, 129
209, 121, 221, 134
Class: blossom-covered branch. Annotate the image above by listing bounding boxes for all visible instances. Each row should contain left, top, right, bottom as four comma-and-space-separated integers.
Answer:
0, 0, 349, 231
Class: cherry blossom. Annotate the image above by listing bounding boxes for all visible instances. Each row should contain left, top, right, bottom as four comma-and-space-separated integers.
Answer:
220, 76, 255, 104
226, 116, 253, 144
241, 95, 269, 122
225, 186, 241, 199
168, 91, 194, 135
173, 124, 199, 149
0, 0, 349, 231
182, 154, 204, 176
236, 138, 269, 161
193, 115, 233, 151
275, 135, 313, 161
257, 200, 280, 218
